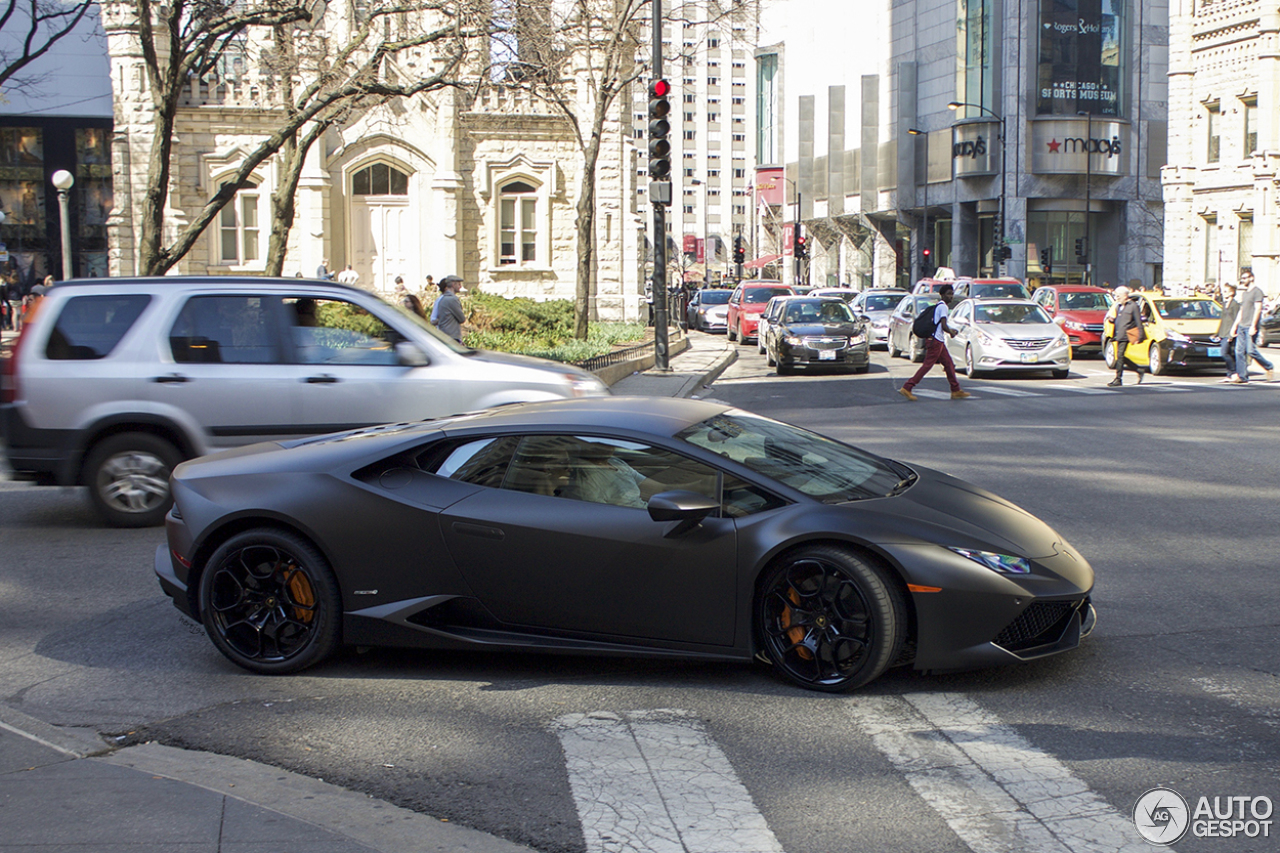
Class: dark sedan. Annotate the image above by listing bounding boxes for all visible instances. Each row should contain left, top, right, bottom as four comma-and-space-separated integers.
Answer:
765, 298, 870, 375
156, 397, 1095, 693
1259, 304, 1280, 347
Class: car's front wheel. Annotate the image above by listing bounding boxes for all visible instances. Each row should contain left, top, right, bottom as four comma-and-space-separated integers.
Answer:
756, 545, 905, 692
965, 345, 980, 378
887, 334, 901, 358
1102, 338, 1117, 369
84, 432, 182, 528
1148, 342, 1166, 375
200, 529, 342, 674
727, 322, 737, 342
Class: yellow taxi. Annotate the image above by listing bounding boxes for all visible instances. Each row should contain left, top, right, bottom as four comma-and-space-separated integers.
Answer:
1103, 292, 1225, 374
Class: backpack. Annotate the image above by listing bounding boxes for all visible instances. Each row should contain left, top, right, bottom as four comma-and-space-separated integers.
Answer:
912, 303, 940, 339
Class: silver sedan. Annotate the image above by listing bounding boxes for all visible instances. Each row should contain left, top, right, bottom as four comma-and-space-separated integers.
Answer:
944, 298, 1072, 379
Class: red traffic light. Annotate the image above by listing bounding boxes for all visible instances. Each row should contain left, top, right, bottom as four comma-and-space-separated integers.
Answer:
922, 248, 931, 257
651, 79, 671, 97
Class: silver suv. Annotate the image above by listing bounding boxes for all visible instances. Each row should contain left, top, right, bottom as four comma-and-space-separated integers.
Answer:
1, 277, 609, 527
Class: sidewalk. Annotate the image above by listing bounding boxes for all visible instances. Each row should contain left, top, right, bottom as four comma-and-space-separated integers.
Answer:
0, 333, 734, 853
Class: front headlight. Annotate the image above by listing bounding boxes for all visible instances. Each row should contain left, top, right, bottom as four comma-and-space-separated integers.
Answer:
872, 319, 889, 329
949, 547, 1031, 575
1063, 320, 1086, 331
1165, 330, 1191, 343
1053, 333, 1070, 347
566, 373, 609, 397
784, 335, 805, 345
976, 330, 997, 346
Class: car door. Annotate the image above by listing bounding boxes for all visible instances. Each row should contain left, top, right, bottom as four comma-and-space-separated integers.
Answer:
155, 293, 303, 448
284, 295, 457, 431
439, 433, 738, 646
726, 285, 744, 335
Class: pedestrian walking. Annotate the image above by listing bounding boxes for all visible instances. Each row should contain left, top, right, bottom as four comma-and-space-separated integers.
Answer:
1108, 286, 1145, 387
898, 283, 970, 401
432, 275, 467, 342
1218, 282, 1242, 383
1231, 269, 1273, 383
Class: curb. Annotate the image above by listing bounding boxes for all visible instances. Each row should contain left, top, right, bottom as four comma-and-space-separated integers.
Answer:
0, 704, 110, 758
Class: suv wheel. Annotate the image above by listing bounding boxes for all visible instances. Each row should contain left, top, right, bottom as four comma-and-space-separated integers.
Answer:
85, 433, 182, 528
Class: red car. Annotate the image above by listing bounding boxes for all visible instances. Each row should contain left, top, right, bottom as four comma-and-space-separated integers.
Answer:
727, 282, 795, 343
1033, 284, 1115, 355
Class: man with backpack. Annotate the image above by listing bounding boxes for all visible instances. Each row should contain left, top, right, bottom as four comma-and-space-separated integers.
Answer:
899, 284, 971, 401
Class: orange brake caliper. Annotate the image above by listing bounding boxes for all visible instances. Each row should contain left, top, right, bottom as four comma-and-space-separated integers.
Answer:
782, 589, 813, 660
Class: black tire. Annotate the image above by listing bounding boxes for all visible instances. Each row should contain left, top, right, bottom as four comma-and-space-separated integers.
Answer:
737, 322, 750, 346
728, 322, 737, 342
756, 545, 905, 692
84, 433, 182, 528
199, 528, 342, 674
1148, 341, 1166, 375
766, 342, 776, 367
776, 358, 794, 376
1051, 368, 1069, 379
909, 334, 925, 363
1102, 338, 1117, 370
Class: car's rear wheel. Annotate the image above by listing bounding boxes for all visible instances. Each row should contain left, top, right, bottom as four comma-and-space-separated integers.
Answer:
84, 433, 182, 528
756, 546, 905, 692
200, 529, 342, 674
1148, 342, 1166, 375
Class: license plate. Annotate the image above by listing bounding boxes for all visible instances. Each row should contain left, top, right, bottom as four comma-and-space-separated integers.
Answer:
1020, 353, 1037, 363
819, 350, 836, 360
1207, 346, 1221, 358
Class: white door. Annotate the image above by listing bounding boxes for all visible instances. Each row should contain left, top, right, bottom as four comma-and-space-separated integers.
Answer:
349, 163, 417, 294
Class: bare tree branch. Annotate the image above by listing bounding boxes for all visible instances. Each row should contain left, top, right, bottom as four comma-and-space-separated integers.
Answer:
0, 0, 96, 93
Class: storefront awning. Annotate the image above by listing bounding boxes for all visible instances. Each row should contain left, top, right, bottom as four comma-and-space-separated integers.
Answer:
743, 254, 781, 269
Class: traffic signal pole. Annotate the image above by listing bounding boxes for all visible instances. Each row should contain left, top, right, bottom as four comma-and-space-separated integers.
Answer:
650, 0, 671, 370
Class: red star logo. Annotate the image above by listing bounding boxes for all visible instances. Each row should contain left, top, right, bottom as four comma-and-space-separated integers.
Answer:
1048, 139, 1061, 153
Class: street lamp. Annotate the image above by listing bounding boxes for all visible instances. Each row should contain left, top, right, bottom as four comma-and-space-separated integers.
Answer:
907, 128, 931, 281
1077, 110, 1092, 285
51, 169, 75, 280
948, 100, 1007, 274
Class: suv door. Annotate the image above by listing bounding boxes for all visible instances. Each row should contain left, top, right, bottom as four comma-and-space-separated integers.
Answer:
156, 293, 302, 449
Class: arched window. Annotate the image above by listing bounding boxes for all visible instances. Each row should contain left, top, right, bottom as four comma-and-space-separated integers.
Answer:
352, 163, 409, 196
219, 181, 260, 264
499, 180, 538, 265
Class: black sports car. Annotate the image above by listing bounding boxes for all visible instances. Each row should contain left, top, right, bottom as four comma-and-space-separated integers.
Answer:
156, 397, 1095, 692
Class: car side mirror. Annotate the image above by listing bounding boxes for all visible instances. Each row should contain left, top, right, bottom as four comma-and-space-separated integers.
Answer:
1053, 315, 1067, 325
395, 341, 429, 367
648, 489, 720, 536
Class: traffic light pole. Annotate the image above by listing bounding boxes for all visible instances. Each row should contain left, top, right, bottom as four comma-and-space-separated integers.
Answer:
651, 0, 669, 370
794, 189, 802, 287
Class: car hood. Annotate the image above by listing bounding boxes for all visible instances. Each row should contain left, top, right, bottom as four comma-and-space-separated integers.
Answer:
972, 322, 1061, 339
860, 309, 895, 322
887, 467, 1061, 558
780, 321, 862, 336
466, 348, 597, 381
1057, 309, 1108, 322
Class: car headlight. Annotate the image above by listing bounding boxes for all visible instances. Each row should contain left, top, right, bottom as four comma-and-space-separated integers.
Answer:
1053, 333, 1070, 347
949, 547, 1031, 575
976, 330, 997, 346
1165, 330, 1191, 343
566, 373, 609, 397
1063, 320, 1086, 331
784, 335, 805, 345
872, 319, 889, 328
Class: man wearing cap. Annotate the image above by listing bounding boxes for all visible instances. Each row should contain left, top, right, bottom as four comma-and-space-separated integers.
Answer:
432, 275, 467, 342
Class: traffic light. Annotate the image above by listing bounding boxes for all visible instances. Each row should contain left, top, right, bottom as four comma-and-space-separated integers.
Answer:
1075, 237, 1087, 261
795, 233, 808, 260
733, 235, 745, 265
647, 79, 672, 181
921, 247, 933, 277
997, 244, 1013, 262
1040, 246, 1053, 274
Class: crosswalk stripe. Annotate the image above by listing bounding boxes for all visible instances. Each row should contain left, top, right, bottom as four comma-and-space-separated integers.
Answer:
1054, 385, 1115, 394
910, 388, 955, 399
970, 386, 1044, 397
849, 693, 1155, 853
554, 710, 784, 853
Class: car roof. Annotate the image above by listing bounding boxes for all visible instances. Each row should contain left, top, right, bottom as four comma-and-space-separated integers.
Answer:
966, 297, 1039, 306
43, 275, 370, 297
1044, 285, 1110, 292
435, 396, 733, 439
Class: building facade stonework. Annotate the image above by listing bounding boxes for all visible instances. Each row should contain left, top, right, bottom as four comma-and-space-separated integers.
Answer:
98, 0, 645, 321
1163, 0, 1280, 296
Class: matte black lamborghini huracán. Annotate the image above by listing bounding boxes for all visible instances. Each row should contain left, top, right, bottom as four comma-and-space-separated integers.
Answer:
156, 397, 1095, 692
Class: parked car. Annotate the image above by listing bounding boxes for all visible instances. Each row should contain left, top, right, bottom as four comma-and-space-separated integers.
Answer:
686, 288, 732, 332
157, 396, 1095, 691
849, 288, 909, 348
944, 298, 1072, 378
912, 278, 954, 296
1101, 293, 1225, 375
765, 298, 870, 375
887, 292, 941, 362
1033, 284, 1114, 356
1259, 304, 1280, 347
726, 282, 795, 343
952, 278, 1032, 301
808, 287, 859, 304
0, 277, 610, 527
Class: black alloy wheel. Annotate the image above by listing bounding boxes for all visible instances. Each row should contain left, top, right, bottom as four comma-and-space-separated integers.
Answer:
200, 529, 342, 674
756, 545, 905, 692
84, 432, 182, 528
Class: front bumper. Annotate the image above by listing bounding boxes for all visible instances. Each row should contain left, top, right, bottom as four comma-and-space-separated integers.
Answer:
1062, 326, 1105, 351
1161, 338, 1225, 368
973, 344, 1072, 372
778, 338, 871, 368
699, 311, 728, 331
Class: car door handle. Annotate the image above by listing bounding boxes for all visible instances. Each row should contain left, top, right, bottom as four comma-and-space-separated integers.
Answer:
451, 522, 504, 541
304, 374, 339, 384
152, 373, 190, 384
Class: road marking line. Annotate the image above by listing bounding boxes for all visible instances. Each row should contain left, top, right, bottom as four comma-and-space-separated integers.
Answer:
910, 389, 956, 399
554, 710, 784, 853
971, 386, 1044, 397
1054, 386, 1114, 395
849, 693, 1155, 853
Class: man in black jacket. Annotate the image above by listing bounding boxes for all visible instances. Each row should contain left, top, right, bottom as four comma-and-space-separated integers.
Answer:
1108, 286, 1145, 387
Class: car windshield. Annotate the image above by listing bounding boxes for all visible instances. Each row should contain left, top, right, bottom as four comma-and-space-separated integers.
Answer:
972, 284, 1029, 299
1059, 291, 1113, 311
1155, 299, 1221, 320
862, 295, 903, 311
700, 290, 732, 305
974, 303, 1051, 325
677, 412, 904, 503
784, 301, 855, 324
745, 287, 792, 303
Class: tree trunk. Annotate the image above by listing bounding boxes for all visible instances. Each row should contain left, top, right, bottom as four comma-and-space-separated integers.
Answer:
265, 121, 328, 276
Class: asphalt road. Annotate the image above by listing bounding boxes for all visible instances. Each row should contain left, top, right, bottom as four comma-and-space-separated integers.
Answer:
2, 343, 1278, 853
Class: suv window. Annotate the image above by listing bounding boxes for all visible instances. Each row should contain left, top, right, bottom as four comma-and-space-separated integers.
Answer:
170, 295, 280, 364
285, 296, 403, 365
46, 294, 151, 360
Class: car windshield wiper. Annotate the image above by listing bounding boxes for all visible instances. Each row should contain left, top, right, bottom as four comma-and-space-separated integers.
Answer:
888, 472, 918, 496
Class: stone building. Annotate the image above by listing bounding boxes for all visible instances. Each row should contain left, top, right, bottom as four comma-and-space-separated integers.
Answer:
98, 0, 646, 320
1163, 0, 1280, 296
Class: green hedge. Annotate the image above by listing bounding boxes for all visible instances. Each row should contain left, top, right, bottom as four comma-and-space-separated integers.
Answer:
454, 293, 645, 363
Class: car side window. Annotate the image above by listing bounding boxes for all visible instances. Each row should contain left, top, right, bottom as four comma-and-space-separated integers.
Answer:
46, 294, 151, 360
285, 297, 403, 366
420, 436, 521, 488
722, 472, 787, 518
170, 295, 279, 364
